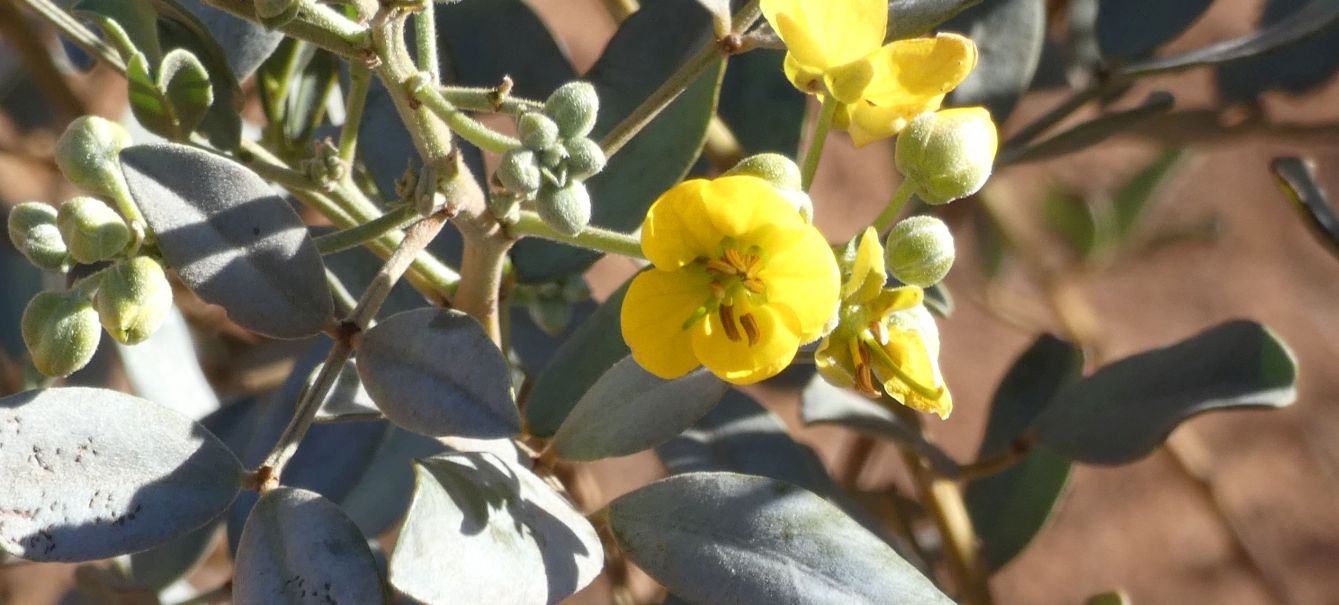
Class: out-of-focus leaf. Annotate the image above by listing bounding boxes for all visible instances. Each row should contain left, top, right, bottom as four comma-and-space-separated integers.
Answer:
233, 488, 385, 605
173, 0, 282, 78
157, 48, 213, 135
1001, 91, 1174, 166
509, 298, 598, 376
923, 282, 953, 317
1111, 148, 1184, 241
435, 0, 575, 99
357, 308, 519, 438
657, 390, 836, 498
126, 52, 175, 137
0, 388, 242, 562
965, 335, 1081, 569
511, 0, 724, 282
1122, 0, 1339, 78
972, 207, 1008, 279
608, 472, 953, 604
283, 49, 337, 143
887, 0, 985, 40
1272, 156, 1339, 261
717, 49, 805, 155
73, 0, 162, 62
391, 452, 602, 605
943, 0, 1045, 123
114, 521, 217, 592
119, 143, 333, 339
116, 307, 219, 421
154, 0, 247, 149
1218, 0, 1339, 101
800, 374, 959, 476
1096, 0, 1213, 60
524, 281, 630, 437
1044, 189, 1099, 259
552, 357, 728, 461
1034, 321, 1297, 464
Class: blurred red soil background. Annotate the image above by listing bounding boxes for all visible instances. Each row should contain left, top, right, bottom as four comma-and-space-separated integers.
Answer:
1, 0, 1338, 603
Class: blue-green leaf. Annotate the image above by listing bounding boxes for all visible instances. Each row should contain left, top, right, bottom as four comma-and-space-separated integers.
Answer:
608, 472, 953, 605
717, 49, 805, 155
435, 0, 575, 98
1001, 91, 1175, 166
1097, 0, 1213, 60
1273, 156, 1339, 260
0, 387, 242, 562
174, 0, 282, 79
391, 452, 602, 605
233, 488, 386, 605
1034, 321, 1297, 464
553, 356, 728, 461
1217, 0, 1339, 101
511, 0, 724, 282
158, 48, 213, 135
800, 374, 958, 476
119, 143, 333, 339
357, 308, 519, 438
886, 0, 986, 40
73, 0, 162, 62
943, 0, 1045, 123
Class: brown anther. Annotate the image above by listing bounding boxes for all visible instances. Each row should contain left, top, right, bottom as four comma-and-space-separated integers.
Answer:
724, 248, 747, 270
742, 278, 766, 294
706, 258, 738, 275
718, 304, 742, 342
855, 363, 879, 396
739, 313, 761, 346
710, 281, 727, 300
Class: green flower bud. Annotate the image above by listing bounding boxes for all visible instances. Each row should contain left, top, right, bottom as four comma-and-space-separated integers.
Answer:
895, 107, 998, 205
544, 82, 599, 139
22, 290, 102, 377
57, 196, 131, 264
885, 215, 955, 287
724, 153, 802, 191
95, 257, 174, 345
497, 149, 542, 195
536, 181, 592, 237
517, 112, 560, 151
7, 202, 68, 271
563, 137, 606, 181
54, 116, 132, 200
539, 145, 566, 170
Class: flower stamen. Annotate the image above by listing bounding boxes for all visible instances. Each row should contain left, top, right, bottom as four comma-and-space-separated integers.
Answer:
719, 304, 742, 342
740, 313, 761, 346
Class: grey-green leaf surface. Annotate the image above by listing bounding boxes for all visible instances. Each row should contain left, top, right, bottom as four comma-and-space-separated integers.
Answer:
800, 374, 958, 476
174, 0, 282, 78
357, 308, 519, 438
657, 390, 837, 499
314, 359, 380, 423
119, 143, 333, 339
1121, 0, 1339, 78
233, 488, 385, 605
1272, 156, 1339, 261
525, 281, 630, 437
153, 0, 247, 149
510, 0, 724, 282
0, 387, 242, 562
115, 521, 218, 591
116, 307, 220, 421
391, 452, 603, 605
1033, 321, 1297, 464
72, 0, 162, 63
1217, 0, 1339, 102
1001, 91, 1174, 166
1110, 148, 1184, 241
552, 356, 728, 461
717, 49, 805, 155
157, 48, 213, 135
1096, 0, 1213, 60
943, 0, 1045, 123
886, 0, 985, 40
608, 472, 953, 605
126, 51, 175, 137
337, 427, 445, 537
965, 335, 1080, 569
435, 0, 575, 99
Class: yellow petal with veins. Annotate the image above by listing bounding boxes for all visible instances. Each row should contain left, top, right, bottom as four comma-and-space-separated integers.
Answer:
691, 302, 801, 385
621, 269, 708, 379
641, 179, 722, 270
701, 175, 807, 239
760, 226, 840, 341
761, 0, 888, 70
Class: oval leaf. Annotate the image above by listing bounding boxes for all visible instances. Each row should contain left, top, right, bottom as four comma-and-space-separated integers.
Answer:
391, 452, 603, 605
1096, 0, 1213, 60
608, 472, 953, 605
1033, 321, 1298, 464
510, 0, 725, 282
233, 488, 385, 605
175, 0, 282, 78
800, 373, 959, 476
158, 48, 213, 135
357, 308, 519, 438
1217, 0, 1339, 102
119, 143, 332, 338
886, 0, 986, 40
0, 387, 242, 562
1001, 91, 1174, 166
1272, 156, 1339, 261
552, 356, 728, 461
944, 0, 1045, 123
525, 281, 630, 437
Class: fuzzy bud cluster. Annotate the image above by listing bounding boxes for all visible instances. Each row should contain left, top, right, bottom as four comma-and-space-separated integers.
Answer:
495, 82, 605, 236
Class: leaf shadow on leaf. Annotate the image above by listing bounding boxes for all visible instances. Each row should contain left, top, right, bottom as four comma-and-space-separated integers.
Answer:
400, 453, 596, 605
0, 389, 243, 562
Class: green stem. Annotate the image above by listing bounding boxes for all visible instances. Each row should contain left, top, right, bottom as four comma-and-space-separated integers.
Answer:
412, 79, 521, 153
510, 210, 645, 259
439, 85, 544, 114
15, 0, 125, 73
599, 0, 761, 158
296, 0, 371, 49
338, 63, 371, 165
800, 93, 837, 191
414, 0, 438, 83
314, 203, 416, 254
872, 179, 918, 234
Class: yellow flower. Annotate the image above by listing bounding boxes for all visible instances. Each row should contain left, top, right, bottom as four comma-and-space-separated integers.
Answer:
620, 176, 840, 385
815, 228, 952, 418
760, 0, 978, 146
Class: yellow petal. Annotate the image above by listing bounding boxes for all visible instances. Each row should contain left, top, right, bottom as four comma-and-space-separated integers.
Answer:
815, 335, 856, 388
842, 227, 886, 302
862, 34, 977, 109
641, 179, 722, 269
868, 286, 924, 317
783, 52, 825, 95
700, 175, 807, 240
824, 58, 874, 105
759, 226, 840, 341
761, 0, 889, 70
842, 101, 924, 147
691, 302, 801, 385
621, 269, 707, 379
875, 329, 952, 419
